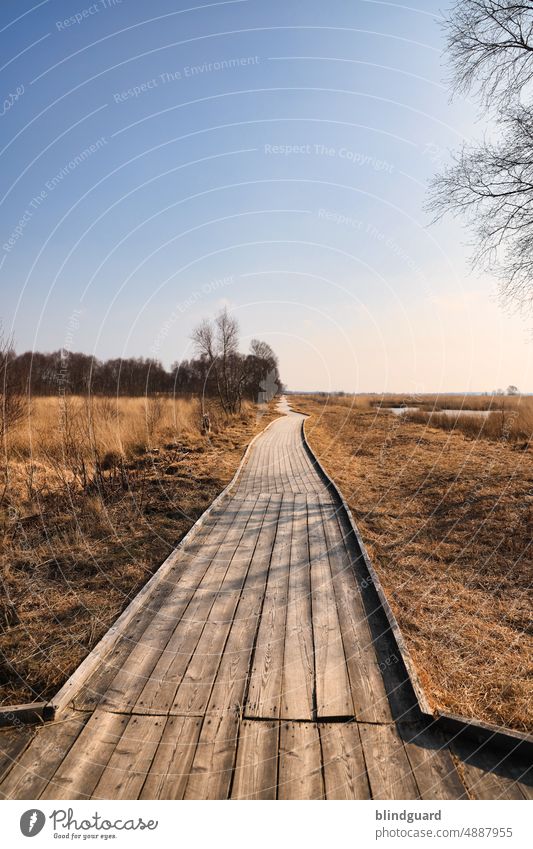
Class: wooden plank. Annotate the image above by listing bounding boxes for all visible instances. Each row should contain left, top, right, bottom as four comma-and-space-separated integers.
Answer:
98, 574, 208, 711
0, 713, 88, 799
458, 761, 526, 800
40, 709, 129, 800
73, 509, 235, 710
322, 502, 392, 723
278, 722, 324, 800
101, 496, 253, 714
484, 751, 533, 800
308, 497, 353, 718
183, 714, 240, 799
285, 427, 307, 492
274, 428, 285, 492
50, 487, 239, 715
134, 497, 259, 714
319, 722, 370, 799
231, 720, 279, 800
248, 433, 265, 492
398, 722, 467, 800
450, 738, 527, 800
281, 427, 295, 491
172, 496, 270, 715
72, 574, 183, 710
359, 723, 419, 800
133, 590, 220, 715
0, 727, 36, 785
140, 716, 201, 799
281, 494, 315, 720
516, 780, 533, 801
206, 495, 282, 716
0, 702, 53, 727
245, 494, 294, 718
91, 715, 166, 799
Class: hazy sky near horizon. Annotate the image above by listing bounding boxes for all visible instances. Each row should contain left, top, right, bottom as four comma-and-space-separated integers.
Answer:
1, 0, 532, 392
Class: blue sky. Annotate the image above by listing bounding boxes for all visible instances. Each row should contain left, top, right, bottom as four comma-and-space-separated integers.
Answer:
1, 0, 531, 392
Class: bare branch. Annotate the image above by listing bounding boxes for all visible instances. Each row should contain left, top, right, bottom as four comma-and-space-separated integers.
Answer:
431, 3, 533, 312
0, 324, 26, 439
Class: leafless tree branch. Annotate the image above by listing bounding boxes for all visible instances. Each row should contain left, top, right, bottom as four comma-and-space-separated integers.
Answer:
431, 2, 533, 312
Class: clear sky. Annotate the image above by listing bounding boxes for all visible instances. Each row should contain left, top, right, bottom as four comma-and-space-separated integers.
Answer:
1, 0, 531, 392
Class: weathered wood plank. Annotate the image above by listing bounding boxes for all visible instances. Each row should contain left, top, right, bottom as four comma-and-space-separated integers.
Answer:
73, 506, 238, 710
398, 722, 467, 800
0, 727, 36, 785
0, 713, 88, 799
322, 503, 393, 724
308, 497, 353, 718
183, 714, 240, 799
278, 722, 324, 800
206, 495, 282, 716
319, 722, 370, 799
131, 497, 259, 714
359, 723, 419, 800
140, 716, 201, 799
231, 720, 279, 799
449, 738, 528, 800
172, 496, 270, 715
281, 494, 315, 720
245, 494, 294, 718
91, 715, 166, 799
40, 709, 129, 800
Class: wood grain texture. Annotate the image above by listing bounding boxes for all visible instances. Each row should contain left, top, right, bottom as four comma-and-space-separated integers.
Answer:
278, 722, 324, 800
320, 722, 370, 799
232, 720, 279, 799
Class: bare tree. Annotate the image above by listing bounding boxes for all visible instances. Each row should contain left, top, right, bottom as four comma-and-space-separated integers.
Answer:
444, 2, 533, 110
429, 2, 533, 313
192, 307, 246, 414
0, 325, 26, 439
249, 339, 280, 402
215, 307, 243, 413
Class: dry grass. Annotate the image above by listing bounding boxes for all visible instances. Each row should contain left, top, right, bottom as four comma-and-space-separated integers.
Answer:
371, 393, 524, 411
404, 403, 533, 444
295, 393, 533, 443
0, 395, 277, 705
295, 394, 533, 733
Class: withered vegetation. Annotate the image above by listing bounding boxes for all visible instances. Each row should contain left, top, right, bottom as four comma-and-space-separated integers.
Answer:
296, 394, 532, 733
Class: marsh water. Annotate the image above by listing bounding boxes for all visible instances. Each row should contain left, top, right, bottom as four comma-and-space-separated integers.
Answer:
387, 407, 494, 417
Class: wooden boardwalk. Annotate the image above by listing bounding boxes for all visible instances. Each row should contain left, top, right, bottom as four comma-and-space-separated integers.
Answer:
1, 402, 531, 799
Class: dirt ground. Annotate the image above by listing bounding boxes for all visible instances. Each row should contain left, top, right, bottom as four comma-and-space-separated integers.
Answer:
294, 395, 533, 733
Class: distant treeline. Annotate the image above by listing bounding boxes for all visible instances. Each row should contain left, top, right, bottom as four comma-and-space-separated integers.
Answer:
7, 347, 281, 402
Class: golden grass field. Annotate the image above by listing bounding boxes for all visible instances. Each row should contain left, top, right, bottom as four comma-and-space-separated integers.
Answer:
295, 394, 533, 733
0, 395, 276, 705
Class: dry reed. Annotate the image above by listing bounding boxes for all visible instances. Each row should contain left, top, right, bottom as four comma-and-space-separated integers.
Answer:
295, 394, 533, 733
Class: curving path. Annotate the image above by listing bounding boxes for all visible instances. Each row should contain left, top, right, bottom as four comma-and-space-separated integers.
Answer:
0, 401, 531, 799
